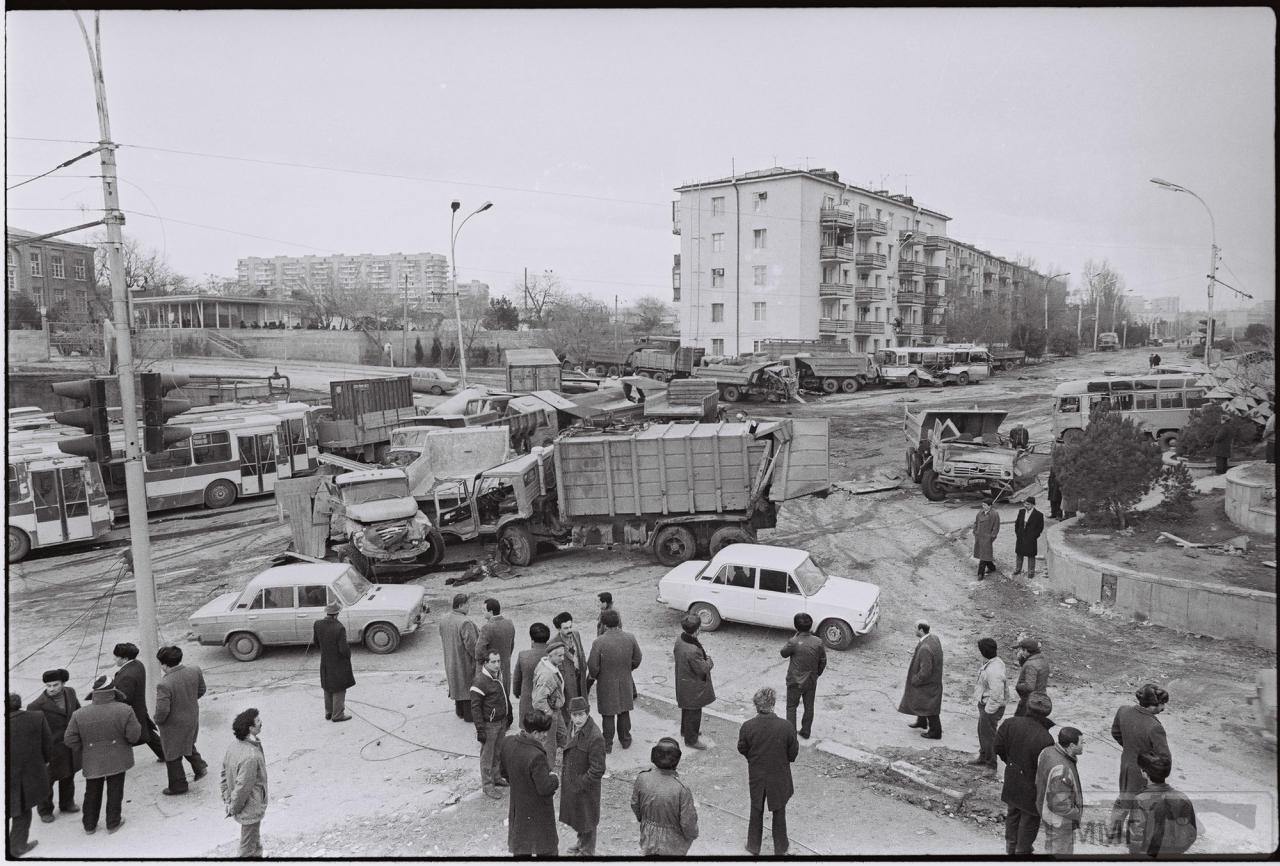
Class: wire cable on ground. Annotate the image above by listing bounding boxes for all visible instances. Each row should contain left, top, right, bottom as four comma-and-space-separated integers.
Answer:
10, 553, 128, 671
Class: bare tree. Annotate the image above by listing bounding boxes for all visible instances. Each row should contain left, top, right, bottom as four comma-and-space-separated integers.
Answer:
629, 295, 670, 334
545, 293, 611, 362
1080, 259, 1131, 334
512, 269, 565, 328
92, 233, 191, 317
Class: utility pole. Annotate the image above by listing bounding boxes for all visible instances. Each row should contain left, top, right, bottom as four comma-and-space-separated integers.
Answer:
523, 267, 528, 321
74, 11, 160, 693
401, 274, 409, 367
614, 294, 620, 350
1093, 287, 1102, 351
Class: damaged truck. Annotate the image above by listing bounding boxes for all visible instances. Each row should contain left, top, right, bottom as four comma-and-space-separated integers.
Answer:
903, 407, 1052, 502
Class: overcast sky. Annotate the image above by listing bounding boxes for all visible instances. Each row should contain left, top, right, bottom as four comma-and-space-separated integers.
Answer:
5, 8, 1274, 313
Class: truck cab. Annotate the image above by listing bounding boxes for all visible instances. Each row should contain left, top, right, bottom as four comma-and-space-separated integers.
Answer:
322, 468, 443, 570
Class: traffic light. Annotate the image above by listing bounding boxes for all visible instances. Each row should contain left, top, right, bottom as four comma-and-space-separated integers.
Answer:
51, 377, 111, 462
141, 372, 193, 454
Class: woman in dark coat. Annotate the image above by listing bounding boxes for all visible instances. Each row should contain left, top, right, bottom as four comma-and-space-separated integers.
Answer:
27, 669, 81, 819
314, 603, 356, 722
558, 697, 606, 856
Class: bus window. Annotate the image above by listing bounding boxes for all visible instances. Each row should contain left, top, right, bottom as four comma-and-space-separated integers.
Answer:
6, 464, 25, 501
1135, 379, 1159, 391
1057, 396, 1080, 413
1111, 380, 1133, 391
1086, 381, 1111, 393
1134, 391, 1158, 410
953, 351, 970, 364
1158, 391, 1184, 409
192, 431, 233, 465
1113, 393, 1134, 411
61, 469, 88, 518
1185, 389, 1208, 408
146, 442, 192, 471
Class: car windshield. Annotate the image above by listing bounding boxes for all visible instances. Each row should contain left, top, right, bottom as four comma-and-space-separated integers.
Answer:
792, 556, 828, 595
332, 568, 371, 604
342, 479, 408, 504
382, 450, 419, 468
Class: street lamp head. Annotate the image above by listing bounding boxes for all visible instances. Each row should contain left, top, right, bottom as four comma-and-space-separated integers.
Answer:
1149, 177, 1184, 193
477, 201, 493, 213
450, 200, 461, 213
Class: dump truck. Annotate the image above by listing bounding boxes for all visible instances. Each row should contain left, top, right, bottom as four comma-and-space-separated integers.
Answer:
419, 386, 558, 453
781, 353, 878, 395
691, 361, 799, 403
903, 407, 1051, 502
383, 426, 511, 499
628, 345, 706, 382
621, 376, 720, 422
314, 376, 417, 462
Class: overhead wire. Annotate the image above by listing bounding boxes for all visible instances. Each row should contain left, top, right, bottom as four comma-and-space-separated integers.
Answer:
5, 145, 103, 191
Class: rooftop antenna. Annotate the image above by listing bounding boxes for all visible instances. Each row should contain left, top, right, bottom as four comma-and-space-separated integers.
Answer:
901, 173, 913, 195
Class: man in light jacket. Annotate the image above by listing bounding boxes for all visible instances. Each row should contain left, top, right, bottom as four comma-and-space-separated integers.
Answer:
64, 676, 141, 835
631, 738, 699, 855
532, 639, 568, 765
970, 637, 1007, 771
221, 708, 268, 858
1036, 727, 1085, 854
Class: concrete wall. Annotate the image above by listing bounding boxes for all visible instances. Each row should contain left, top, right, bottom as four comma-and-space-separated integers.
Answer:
1225, 462, 1277, 536
6, 329, 49, 362
1045, 519, 1276, 650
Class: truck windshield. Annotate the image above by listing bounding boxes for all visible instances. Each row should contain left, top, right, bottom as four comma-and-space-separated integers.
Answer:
343, 479, 409, 504
332, 568, 371, 604
383, 450, 419, 468
792, 557, 828, 595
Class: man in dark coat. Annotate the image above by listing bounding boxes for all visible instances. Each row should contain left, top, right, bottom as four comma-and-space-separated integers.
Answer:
28, 669, 81, 821
314, 602, 355, 723
1212, 414, 1233, 474
499, 709, 560, 857
513, 622, 551, 726
7, 693, 51, 857
440, 593, 479, 722
973, 497, 1001, 578
994, 692, 1056, 855
1108, 684, 1172, 844
1047, 468, 1064, 519
559, 697, 606, 855
780, 612, 827, 740
1012, 496, 1045, 578
586, 609, 643, 753
737, 687, 799, 856
595, 592, 619, 637
1013, 637, 1051, 717
154, 645, 208, 796
64, 676, 141, 835
475, 597, 516, 695
898, 620, 944, 739
111, 641, 165, 762
551, 611, 589, 721
673, 614, 715, 750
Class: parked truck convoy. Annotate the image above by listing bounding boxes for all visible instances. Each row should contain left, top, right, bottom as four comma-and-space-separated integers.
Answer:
573, 337, 705, 381
314, 376, 417, 462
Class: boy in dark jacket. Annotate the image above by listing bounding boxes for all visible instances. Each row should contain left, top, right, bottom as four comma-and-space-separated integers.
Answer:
1127, 752, 1198, 856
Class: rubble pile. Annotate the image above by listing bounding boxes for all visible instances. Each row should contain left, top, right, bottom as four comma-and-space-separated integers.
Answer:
1198, 358, 1275, 425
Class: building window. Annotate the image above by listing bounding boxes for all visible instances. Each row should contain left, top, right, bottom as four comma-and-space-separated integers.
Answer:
753, 266, 767, 286
711, 196, 725, 216
712, 232, 724, 253
711, 268, 724, 288
753, 302, 766, 322
53, 288, 66, 303
50, 256, 65, 279
73, 259, 87, 281
753, 192, 767, 212
672, 287, 681, 302
6, 264, 15, 291
29, 252, 42, 277
711, 338, 724, 355
753, 229, 767, 250
711, 303, 724, 323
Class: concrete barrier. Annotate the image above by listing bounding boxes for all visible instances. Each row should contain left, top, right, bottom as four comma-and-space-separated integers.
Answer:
1225, 462, 1277, 537
1045, 519, 1276, 651
1163, 450, 1220, 480
6, 329, 49, 362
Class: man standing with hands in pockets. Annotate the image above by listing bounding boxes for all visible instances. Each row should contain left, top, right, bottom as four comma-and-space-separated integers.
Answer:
780, 613, 827, 740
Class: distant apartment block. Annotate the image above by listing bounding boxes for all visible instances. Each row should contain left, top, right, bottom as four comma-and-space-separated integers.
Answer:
6, 227, 97, 317
236, 251, 450, 310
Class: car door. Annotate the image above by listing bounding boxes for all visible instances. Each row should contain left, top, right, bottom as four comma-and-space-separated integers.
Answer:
294, 583, 330, 641
245, 585, 298, 644
704, 562, 756, 624
754, 567, 808, 629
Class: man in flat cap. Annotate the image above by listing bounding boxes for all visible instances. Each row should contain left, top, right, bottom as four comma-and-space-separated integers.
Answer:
440, 593, 479, 723
1013, 637, 1050, 718
28, 669, 81, 822
314, 602, 354, 723
559, 696, 606, 855
532, 638, 568, 765
64, 676, 141, 835
1012, 496, 1045, 578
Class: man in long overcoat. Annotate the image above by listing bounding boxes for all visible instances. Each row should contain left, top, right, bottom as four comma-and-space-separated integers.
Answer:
898, 620, 944, 739
1013, 637, 1051, 717
514, 622, 550, 724
1047, 469, 1064, 519
314, 603, 355, 722
28, 669, 81, 821
476, 597, 516, 695
551, 612, 590, 720
994, 692, 1056, 855
586, 609, 642, 753
631, 738, 699, 855
154, 645, 208, 796
440, 593, 479, 723
737, 687, 799, 856
558, 697, 606, 855
499, 709, 561, 857
111, 642, 165, 761
1108, 684, 1171, 844
973, 497, 1001, 578
7, 693, 51, 857
64, 676, 141, 835
1012, 496, 1045, 578
673, 614, 715, 749
1212, 414, 1234, 475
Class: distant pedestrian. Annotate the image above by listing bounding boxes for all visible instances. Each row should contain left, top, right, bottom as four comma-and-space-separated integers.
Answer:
499, 710, 560, 858
1212, 414, 1233, 474
64, 675, 141, 836
736, 687, 798, 856
7, 693, 51, 857
586, 609, 642, 753
994, 692, 1056, 855
313, 602, 354, 723
969, 638, 1008, 772
551, 611, 589, 719
1151, 353, 1162, 369
595, 592, 619, 637
440, 593, 479, 723
780, 612, 826, 740
1011, 497, 1044, 578
1009, 424, 1030, 450
110, 642, 165, 762
673, 614, 715, 750
513, 622, 551, 725
1126, 752, 1198, 856
1047, 469, 1064, 519
221, 708, 268, 858
28, 669, 81, 822
471, 649, 511, 799
1036, 726, 1085, 855
155, 645, 208, 796
1148, 353, 1156, 370
898, 619, 944, 739
1108, 684, 1172, 844
532, 639, 568, 765
1013, 637, 1050, 717
559, 697, 606, 855
475, 597, 516, 695
973, 497, 1001, 579
631, 738, 699, 855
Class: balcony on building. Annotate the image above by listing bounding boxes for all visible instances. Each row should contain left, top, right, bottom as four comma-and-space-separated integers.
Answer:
820, 206, 857, 227
821, 244, 857, 263
982, 261, 995, 275
819, 281, 854, 299
819, 317, 853, 334
925, 265, 946, 280
896, 322, 924, 337
897, 288, 925, 305
855, 218, 889, 236
853, 320, 884, 335
924, 235, 947, 251
853, 252, 887, 270
924, 322, 947, 337
671, 201, 681, 235
898, 260, 925, 277
854, 286, 887, 303
923, 291, 945, 309
898, 229, 917, 243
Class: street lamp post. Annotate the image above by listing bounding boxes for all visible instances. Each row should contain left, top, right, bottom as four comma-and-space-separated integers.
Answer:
401, 274, 409, 368
1044, 272, 1069, 334
1150, 177, 1218, 365
449, 199, 493, 388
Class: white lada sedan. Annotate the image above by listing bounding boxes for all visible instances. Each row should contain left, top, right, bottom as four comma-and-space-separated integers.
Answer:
656, 544, 880, 650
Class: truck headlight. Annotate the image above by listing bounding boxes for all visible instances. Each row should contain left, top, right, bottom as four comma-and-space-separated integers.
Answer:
943, 463, 953, 473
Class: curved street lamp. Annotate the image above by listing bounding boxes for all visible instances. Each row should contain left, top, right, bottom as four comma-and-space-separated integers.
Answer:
1150, 177, 1218, 364
449, 200, 494, 387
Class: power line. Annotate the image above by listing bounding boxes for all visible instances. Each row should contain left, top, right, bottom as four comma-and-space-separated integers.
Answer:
5, 145, 103, 191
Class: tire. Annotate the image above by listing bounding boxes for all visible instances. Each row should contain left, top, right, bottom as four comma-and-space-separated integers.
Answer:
906, 373, 920, 389
722, 385, 742, 403
1158, 432, 1178, 451
841, 377, 860, 394
653, 525, 697, 567
429, 385, 443, 396
818, 618, 855, 651
420, 528, 445, 566
1061, 428, 1085, 445
688, 602, 722, 632
822, 377, 840, 394
204, 479, 239, 509
7, 527, 31, 564
226, 632, 263, 662
607, 365, 620, 377
708, 525, 753, 556
498, 522, 535, 566
957, 372, 970, 386
591, 366, 605, 377
906, 450, 919, 483
920, 468, 947, 502
652, 371, 670, 383
364, 622, 401, 655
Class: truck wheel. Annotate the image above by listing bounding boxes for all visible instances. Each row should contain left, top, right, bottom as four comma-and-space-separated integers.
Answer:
906, 373, 920, 389
7, 527, 31, 564
1062, 428, 1084, 445
722, 385, 742, 403
689, 602, 722, 632
654, 525, 696, 566
818, 619, 854, 651
204, 479, 239, 509
709, 525, 753, 556
226, 632, 263, 662
498, 522, 535, 566
652, 371, 670, 383
920, 468, 947, 502
364, 622, 401, 654
1158, 432, 1178, 451
822, 377, 840, 394
957, 372, 971, 386
420, 528, 445, 566
607, 365, 620, 377
841, 378, 860, 394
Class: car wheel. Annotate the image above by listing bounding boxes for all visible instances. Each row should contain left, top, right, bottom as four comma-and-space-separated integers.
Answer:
708, 525, 753, 556
921, 468, 947, 502
818, 618, 854, 651
957, 372, 970, 386
689, 602, 722, 632
722, 385, 742, 403
364, 622, 401, 655
7, 527, 31, 564
226, 632, 263, 662
841, 377, 860, 394
1158, 432, 1178, 451
822, 377, 840, 394
498, 522, 535, 566
653, 525, 696, 567
429, 385, 443, 396
906, 373, 920, 389
204, 479, 238, 509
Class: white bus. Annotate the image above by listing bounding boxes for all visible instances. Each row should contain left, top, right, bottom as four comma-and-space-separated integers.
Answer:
1052, 373, 1209, 447
7, 450, 115, 563
175, 401, 320, 477
874, 345, 992, 388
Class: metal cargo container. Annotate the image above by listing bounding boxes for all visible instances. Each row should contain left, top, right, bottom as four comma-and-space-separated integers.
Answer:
505, 348, 562, 393
316, 376, 417, 460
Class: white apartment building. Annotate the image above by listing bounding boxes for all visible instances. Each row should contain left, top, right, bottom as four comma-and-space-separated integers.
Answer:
672, 167, 952, 356
236, 251, 450, 309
